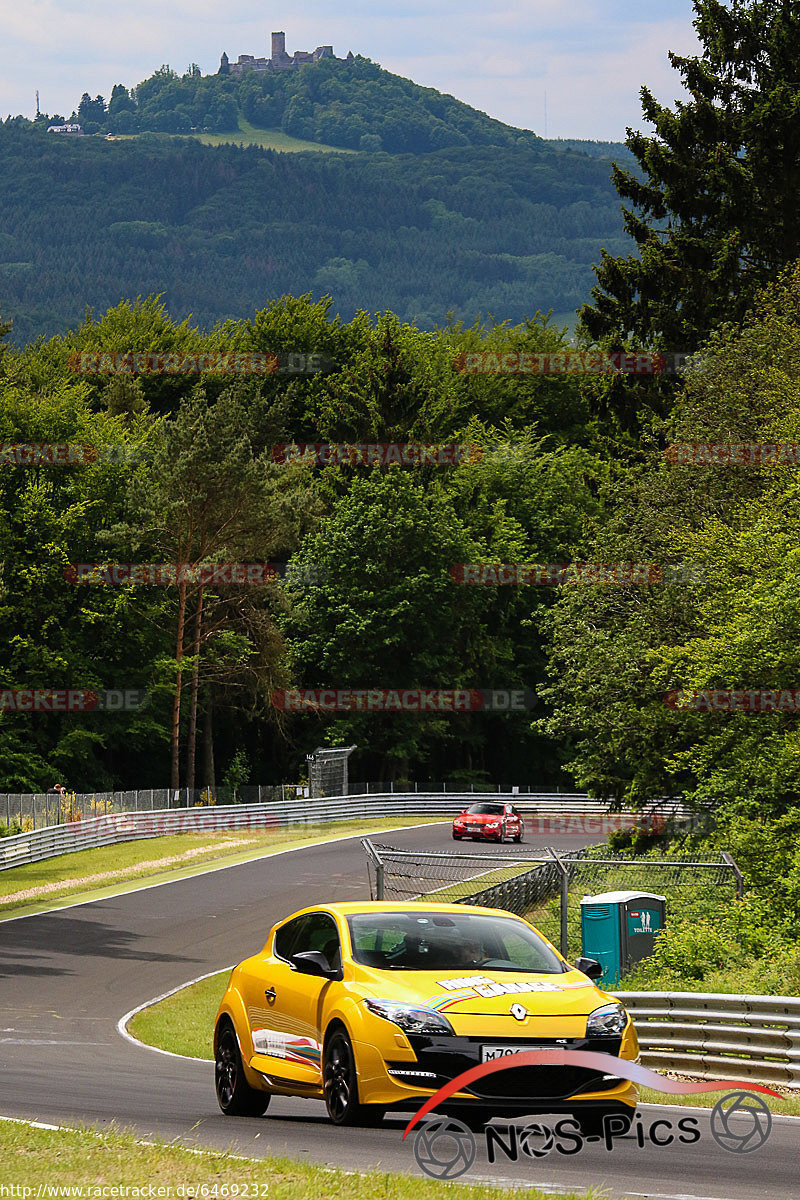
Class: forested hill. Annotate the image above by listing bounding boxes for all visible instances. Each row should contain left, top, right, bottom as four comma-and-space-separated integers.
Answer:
63, 55, 631, 160
0, 121, 631, 344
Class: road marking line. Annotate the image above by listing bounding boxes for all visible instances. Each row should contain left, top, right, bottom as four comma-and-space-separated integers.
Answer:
0, 1038, 112, 1045
117, 966, 235, 1061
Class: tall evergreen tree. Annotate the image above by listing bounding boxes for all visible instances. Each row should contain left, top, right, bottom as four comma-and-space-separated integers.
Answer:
0, 308, 11, 367
582, 1, 800, 357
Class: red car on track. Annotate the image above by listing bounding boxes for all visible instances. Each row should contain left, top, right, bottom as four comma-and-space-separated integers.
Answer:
452, 801, 524, 842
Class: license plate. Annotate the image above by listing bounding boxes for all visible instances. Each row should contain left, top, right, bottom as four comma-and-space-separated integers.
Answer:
480, 1044, 529, 1062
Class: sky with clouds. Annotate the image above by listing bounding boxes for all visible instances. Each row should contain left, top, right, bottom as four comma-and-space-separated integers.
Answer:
1, 0, 702, 141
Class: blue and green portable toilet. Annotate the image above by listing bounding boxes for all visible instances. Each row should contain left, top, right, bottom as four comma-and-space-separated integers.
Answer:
579, 890, 666, 987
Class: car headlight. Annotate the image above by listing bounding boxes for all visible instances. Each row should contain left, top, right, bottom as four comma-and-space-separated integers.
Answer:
586, 1002, 628, 1037
364, 999, 455, 1035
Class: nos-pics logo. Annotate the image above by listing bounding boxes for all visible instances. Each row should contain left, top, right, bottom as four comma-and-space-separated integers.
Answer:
402, 1050, 778, 1179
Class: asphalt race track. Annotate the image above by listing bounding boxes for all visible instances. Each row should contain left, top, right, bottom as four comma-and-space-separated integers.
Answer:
0, 822, 796, 1199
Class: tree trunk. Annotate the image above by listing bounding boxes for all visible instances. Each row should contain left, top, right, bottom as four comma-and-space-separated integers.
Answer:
203, 687, 215, 793
170, 578, 188, 794
185, 584, 205, 798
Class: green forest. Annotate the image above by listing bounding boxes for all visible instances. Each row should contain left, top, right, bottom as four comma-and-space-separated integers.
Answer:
64, 54, 609, 155
0, 117, 632, 346
2, 0, 800, 1016
4, 0, 800, 830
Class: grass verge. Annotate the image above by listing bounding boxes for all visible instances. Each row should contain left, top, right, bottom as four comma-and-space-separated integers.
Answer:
0, 1117, 603, 1198
0, 817, 444, 920
638, 1084, 800, 1116
427, 861, 539, 903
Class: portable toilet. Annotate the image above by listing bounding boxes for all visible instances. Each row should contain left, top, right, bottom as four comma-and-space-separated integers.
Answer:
580, 891, 666, 987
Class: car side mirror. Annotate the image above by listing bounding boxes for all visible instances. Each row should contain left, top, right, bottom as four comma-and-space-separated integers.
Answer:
573, 956, 603, 980
290, 950, 339, 979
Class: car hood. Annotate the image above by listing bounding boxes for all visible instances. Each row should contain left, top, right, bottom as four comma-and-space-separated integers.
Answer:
351, 966, 605, 1017
455, 813, 501, 822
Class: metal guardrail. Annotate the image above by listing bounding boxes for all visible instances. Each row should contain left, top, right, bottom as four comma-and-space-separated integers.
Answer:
615, 991, 800, 1090
2, 786, 583, 828
0, 792, 684, 872
1, 785, 697, 830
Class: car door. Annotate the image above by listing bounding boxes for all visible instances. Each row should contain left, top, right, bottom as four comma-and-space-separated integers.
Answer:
505, 804, 523, 836
246, 911, 341, 1086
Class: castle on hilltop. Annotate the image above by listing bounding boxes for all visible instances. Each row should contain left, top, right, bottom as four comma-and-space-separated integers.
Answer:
220, 31, 352, 77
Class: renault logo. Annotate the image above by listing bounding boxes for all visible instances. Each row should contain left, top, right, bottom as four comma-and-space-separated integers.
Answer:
510, 1002, 528, 1021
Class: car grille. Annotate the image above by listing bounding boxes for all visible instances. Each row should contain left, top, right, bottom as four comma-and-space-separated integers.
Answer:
395, 1036, 623, 1101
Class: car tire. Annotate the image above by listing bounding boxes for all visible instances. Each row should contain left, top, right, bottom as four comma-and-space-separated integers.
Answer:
513, 832, 523, 843
452, 832, 461, 840
215, 1021, 270, 1117
323, 1026, 384, 1126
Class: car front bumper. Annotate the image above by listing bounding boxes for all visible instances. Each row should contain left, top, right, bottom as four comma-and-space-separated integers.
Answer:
353, 1031, 638, 1113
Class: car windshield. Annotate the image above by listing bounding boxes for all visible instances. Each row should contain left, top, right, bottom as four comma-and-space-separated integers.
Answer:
347, 911, 566, 973
464, 803, 504, 815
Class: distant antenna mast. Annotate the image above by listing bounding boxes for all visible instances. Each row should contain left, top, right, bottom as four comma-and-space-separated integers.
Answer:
544, 90, 547, 138
35, 89, 40, 118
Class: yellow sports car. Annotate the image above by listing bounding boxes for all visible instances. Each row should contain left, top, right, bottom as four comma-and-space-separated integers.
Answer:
214, 901, 638, 1132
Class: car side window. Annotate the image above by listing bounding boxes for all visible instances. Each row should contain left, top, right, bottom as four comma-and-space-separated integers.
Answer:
302, 913, 341, 970
275, 912, 341, 969
274, 915, 308, 961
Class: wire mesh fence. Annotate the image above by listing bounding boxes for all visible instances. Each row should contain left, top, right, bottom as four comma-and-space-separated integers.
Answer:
362, 841, 743, 961
349, 782, 583, 795
530, 850, 742, 961
0, 785, 303, 831
362, 840, 584, 905
307, 747, 356, 798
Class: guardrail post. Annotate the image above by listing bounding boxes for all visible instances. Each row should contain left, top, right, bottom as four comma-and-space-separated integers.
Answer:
361, 838, 385, 899
547, 847, 569, 959
721, 851, 744, 899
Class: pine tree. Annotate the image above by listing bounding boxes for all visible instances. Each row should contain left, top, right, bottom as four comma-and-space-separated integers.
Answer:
582, 1, 800, 355
0, 308, 11, 366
